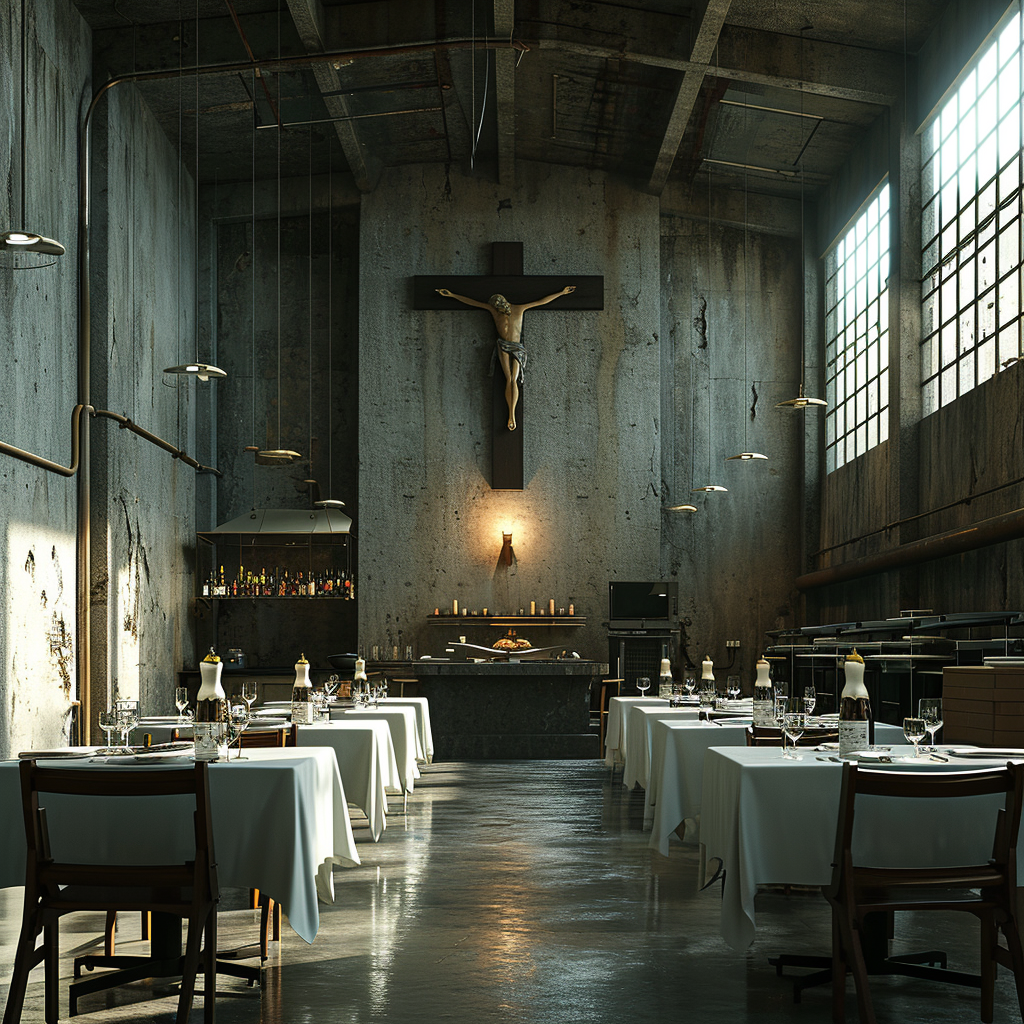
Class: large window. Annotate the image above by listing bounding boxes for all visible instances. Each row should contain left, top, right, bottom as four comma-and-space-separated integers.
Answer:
824, 183, 890, 473
920, 12, 1023, 414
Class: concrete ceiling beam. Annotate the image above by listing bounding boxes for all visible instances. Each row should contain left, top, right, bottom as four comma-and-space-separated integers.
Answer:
647, 0, 732, 196
285, 0, 383, 193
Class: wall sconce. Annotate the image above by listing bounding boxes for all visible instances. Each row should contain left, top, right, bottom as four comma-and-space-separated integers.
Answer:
500, 532, 515, 566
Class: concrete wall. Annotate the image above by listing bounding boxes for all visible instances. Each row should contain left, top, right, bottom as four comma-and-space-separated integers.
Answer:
358, 162, 661, 665
0, 0, 88, 757
660, 209, 805, 678
87, 81, 199, 722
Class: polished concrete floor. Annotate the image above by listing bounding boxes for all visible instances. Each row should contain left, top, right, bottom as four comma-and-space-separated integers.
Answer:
0, 760, 1021, 1022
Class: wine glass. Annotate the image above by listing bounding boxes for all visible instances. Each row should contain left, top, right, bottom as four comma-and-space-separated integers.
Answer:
98, 709, 120, 752
773, 696, 789, 728
684, 675, 696, 700
324, 675, 339, 705
228, 704, 249, 759
241, 680, 258, 716
698, 684, 715, 721
637, 676, 651, 697
727, 675, 741, 701
903, 716, 927, 758
175, 686, 190, 723
919, 698, 943, 751
114, 699, 139, 751
782, 712, 806, 759
803, 684, 816, 717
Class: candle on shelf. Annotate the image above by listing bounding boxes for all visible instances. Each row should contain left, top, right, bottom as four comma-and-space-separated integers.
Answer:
530, 601, 536, 615
453, 598, 459, 615
549, 598, 555, 615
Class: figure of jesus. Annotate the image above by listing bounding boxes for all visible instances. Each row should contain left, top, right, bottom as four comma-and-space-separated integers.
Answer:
435, 285, 576, 430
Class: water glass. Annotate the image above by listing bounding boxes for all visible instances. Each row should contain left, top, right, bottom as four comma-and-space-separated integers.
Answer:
782, 712, 806, 759
228, 704, 249, 759
803, 684, 816, 716
918, 698, 943, 751
98, 709, 120, 751
637, 676, 651, 696
903, 716, 927, 757
114, 699, 139, 750
241, 680, 258, 713
175, 686, 190, 722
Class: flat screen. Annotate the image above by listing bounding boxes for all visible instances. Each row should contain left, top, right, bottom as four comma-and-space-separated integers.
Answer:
608, 581, 677, 621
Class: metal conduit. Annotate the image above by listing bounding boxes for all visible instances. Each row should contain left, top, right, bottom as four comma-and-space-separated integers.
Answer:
795, 507, 1024, 590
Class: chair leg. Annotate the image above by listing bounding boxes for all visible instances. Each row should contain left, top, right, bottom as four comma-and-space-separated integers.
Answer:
42, 922, 59, 1024
846, 920, 877, 1024
141, 910, 151, 941
981, 913, 996, 1024
831, 913, 847, 1024
258, 896, 271, 960
177, 915, 203, 1024
998, 912, 1024, 1022
204, 909, 217, 1024
103, 910, 116, 957
3, 911, 45, 1024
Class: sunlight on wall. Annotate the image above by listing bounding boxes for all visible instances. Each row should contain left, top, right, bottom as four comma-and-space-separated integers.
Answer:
113, 530, 140, 703
6, 520, 76, 754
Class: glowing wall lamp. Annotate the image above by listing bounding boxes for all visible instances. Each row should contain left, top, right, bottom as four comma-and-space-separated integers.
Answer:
500, 531, 515, 566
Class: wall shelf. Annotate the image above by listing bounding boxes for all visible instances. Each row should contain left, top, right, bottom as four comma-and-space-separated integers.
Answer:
425, 616, 586, 627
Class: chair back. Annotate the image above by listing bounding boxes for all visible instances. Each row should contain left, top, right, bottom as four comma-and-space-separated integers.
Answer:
746, 724, 839, 747
239, 726, 288, 748
829, 762, 1024, 892
18, 759, 218, 913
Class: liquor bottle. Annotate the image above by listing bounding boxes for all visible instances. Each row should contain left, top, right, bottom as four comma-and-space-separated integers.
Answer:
291, 653, 314, 725
838, 649, 872, 758
194, 647, 228, 760
753, 655, 774, 726
659, 657, 673, 699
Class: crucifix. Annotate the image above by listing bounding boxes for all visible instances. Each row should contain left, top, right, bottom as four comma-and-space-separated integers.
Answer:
413, 242, 604, 489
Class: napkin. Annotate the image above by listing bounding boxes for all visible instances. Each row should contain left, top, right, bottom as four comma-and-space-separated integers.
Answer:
945, 748, 1024, 759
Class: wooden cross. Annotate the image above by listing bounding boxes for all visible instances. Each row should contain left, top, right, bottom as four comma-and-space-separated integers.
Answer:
413, 242, 603, 489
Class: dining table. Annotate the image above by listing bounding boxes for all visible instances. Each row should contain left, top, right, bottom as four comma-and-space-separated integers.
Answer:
621, 700, 753, 791
376, 697, 434, 763
0, 746, 358, 944
603, 696, 674, 767
697, 744, 1021, 951
330, 704, 421, 793
294, 720, 400, 841
646, 719, 908, 854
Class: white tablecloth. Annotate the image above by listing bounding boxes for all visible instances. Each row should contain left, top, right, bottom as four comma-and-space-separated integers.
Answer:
296, 721, 400, 841
648, 720, 750, 851
604, 697, 669, 766
646, 719, 908, 852
698, 745, 1015, 950
378, 697, 434, 763
0, 747, 358, 944
330, 706, 421, 792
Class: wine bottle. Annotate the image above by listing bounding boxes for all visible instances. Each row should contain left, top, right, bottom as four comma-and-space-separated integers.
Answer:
291, 653, 314, 725
194, 647, 228, 760
838, 648, 872, 758
753, 656, 773, 726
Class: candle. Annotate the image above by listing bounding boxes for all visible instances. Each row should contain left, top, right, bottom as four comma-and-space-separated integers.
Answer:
453, 598, 459, 614
530, 601, 536, 615
549, 598, 555, 615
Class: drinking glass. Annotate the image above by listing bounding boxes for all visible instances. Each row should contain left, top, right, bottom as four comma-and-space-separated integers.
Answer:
636, 676, 651, 697
98, 709, 120, 751
698, 684, 715, 721
175, 686, 190, 722
114, 699, 139, 751
324, 675, 340, 704
782, 712, 806, 759
773, 696, 789, 727
241, 681, 258, 715
684, 675, 696, 699
727, 675, 741, 701
903, 716, 927, 758
803, 684, 817, 717
919, 698, 943, 751
229, 704, 249, 759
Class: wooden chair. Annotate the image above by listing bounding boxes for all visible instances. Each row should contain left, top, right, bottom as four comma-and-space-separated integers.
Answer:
3, 760, 218, 1024
597, 678, 624, 753
745, 724, 839, 747
825, 762, 1024, 1024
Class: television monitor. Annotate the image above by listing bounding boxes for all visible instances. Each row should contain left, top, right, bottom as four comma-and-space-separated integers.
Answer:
608, 581, 678, 624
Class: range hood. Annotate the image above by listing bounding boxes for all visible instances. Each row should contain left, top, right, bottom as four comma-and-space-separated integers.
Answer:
201, 507, 352, 536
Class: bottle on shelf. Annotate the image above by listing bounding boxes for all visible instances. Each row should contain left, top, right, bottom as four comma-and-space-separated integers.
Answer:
753, 655, 773, 726
291, 653, 314, 725
838, 648, 872, 758
194, 647, 229, 761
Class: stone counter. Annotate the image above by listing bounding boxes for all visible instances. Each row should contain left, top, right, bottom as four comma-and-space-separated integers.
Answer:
376, 660, 607, 760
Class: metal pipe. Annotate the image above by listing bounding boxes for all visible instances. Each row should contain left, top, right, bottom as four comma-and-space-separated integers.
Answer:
0, 404, 89, 476
795, 507, 1024, 590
